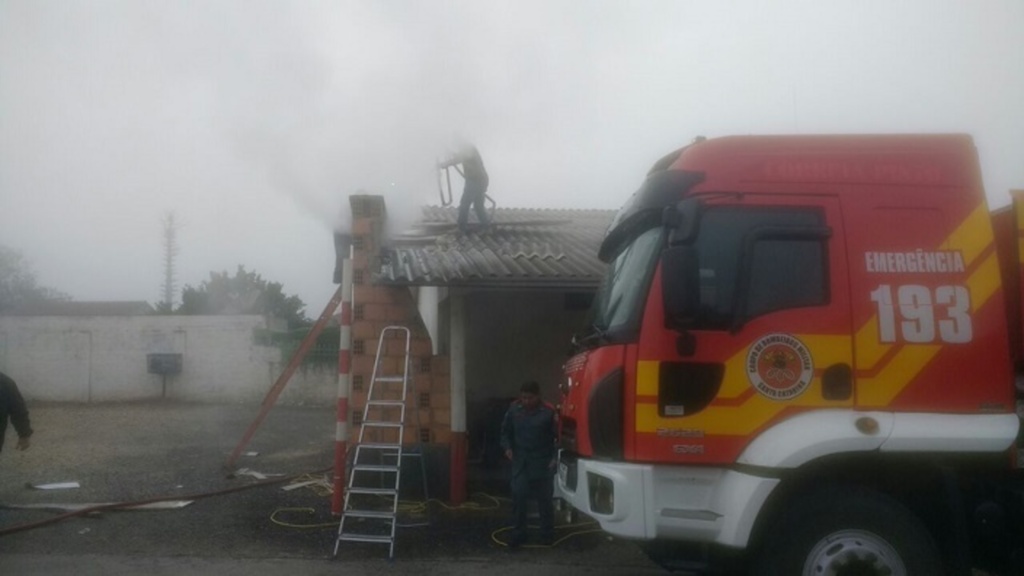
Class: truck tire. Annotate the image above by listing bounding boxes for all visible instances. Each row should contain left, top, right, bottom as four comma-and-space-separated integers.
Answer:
752, 486, 944, 576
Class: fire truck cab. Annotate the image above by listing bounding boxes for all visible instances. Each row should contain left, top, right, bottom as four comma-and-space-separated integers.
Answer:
556, 134, 1024, 575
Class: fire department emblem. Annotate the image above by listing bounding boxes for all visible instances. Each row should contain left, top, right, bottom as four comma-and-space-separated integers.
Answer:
746, 333, 814, 401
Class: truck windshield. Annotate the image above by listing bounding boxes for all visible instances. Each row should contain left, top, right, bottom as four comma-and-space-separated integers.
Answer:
578, 226, 666, 348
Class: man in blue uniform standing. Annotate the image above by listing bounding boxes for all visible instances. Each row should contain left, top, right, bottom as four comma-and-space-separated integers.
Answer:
500, 380, 558, 548
0, 371, 33, 455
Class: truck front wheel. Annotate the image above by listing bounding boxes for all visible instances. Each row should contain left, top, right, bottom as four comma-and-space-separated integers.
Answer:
753, 486, 944, 576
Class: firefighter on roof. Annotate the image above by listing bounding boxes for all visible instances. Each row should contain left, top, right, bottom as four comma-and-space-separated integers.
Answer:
438, 140, 490, 234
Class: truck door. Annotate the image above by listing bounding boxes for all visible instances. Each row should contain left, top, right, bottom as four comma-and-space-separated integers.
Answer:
631, 195, 853, 465
841, 190, 1013, 413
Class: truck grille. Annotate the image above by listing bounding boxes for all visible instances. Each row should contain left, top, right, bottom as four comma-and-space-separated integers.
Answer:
560, 418, 578, 452
589, 368, 624, 459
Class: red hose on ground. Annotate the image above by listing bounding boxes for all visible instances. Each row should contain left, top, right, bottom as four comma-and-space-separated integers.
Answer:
0, 467, 330, 537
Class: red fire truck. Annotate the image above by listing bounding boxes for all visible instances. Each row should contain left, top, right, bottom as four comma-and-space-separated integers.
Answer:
555, 134, 1024, 575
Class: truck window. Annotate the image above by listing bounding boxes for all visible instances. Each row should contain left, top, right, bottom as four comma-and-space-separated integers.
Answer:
694, 207, 826, 329
591, 226, 666, 334
746, 237, 827, 318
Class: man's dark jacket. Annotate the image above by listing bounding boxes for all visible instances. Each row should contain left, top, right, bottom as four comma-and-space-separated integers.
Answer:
460, 146, 489, 190
0, 371, 32, 453
500, 400, 557, 481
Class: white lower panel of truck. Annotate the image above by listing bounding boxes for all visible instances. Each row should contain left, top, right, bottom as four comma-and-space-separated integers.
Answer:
555, 456, 777, 548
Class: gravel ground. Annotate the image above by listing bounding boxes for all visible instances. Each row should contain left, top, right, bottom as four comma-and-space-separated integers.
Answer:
0, 402, 664, 574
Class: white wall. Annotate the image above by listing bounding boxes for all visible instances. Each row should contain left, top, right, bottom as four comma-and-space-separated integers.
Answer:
0, 315, 336, 405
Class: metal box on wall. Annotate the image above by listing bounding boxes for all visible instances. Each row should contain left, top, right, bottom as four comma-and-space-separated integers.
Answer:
147, 353, 182, 375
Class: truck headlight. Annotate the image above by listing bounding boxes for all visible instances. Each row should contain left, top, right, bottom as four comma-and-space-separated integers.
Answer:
587, 472, 614, 515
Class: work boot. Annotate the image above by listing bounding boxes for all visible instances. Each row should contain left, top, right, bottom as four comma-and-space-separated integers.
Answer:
508, 530, 526, 550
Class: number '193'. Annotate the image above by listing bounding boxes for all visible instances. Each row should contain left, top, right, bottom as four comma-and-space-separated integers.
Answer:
869, 284, 973, 344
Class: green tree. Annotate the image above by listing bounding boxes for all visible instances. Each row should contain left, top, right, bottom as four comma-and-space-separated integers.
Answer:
178, 265, 308, 328
154, 300, 175, 314
0, 245, 71, 313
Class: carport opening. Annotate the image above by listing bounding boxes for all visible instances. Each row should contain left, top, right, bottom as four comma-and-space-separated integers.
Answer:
461, 290, 593, 494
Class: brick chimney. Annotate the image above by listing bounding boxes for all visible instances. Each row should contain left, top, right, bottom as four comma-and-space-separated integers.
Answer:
346, 195, 452, 449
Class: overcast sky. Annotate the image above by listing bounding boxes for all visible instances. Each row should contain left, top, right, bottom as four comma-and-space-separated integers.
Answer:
2, 1, 1022, 315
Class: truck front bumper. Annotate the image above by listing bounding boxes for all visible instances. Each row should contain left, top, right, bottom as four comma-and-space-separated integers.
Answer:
556, 451, 778, 548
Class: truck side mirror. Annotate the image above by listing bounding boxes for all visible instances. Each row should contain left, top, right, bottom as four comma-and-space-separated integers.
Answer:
661, 245, 700, 332
663, 198, 701, 245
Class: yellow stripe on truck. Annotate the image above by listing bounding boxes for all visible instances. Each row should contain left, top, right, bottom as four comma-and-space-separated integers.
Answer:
856, 344, 941, 406
969, 251, 1003, 311
636, 401, 785, 436
944, 204, 995, 265
636, 201, 1004, 428
856, 202, 1001, 406
635, 335, 852, 435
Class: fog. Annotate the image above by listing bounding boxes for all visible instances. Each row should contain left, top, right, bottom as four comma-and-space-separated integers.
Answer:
2, 1, 1022, 313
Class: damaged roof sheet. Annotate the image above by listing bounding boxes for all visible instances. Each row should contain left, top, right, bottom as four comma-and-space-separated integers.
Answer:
374, 206, 615, 288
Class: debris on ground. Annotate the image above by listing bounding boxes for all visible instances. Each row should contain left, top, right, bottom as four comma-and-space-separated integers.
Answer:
25, 481, 80, 490
234, 468, 284, 480
3, 501, 193, 512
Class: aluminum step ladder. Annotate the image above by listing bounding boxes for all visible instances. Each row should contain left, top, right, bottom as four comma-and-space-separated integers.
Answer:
333, 325, 428, 559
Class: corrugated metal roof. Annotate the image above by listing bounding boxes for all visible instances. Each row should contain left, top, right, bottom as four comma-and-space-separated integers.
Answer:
374, 206, 614, 288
